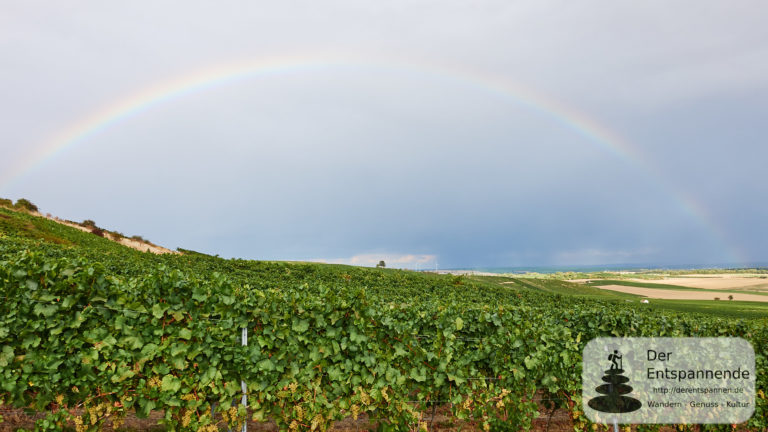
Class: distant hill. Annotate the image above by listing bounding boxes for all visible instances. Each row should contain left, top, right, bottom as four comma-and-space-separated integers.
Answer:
0, 198, 175, 254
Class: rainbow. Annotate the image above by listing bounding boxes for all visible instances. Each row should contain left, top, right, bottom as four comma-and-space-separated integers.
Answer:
1, 54, 748, 264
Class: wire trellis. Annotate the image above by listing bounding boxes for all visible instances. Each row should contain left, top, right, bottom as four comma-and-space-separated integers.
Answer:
0, 292, 583, 432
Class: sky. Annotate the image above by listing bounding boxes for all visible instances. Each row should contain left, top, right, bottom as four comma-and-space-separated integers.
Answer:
1, 1, 767, 269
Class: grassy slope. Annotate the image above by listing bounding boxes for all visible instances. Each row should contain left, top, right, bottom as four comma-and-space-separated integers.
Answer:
0, 208, 76, 245
639, 299, 768, 318
509, 277, 640, 300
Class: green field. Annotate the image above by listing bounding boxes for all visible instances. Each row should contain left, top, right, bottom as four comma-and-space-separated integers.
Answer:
579, 279, 768, 318
493, 277, 768, 320
1, 206, 767, 431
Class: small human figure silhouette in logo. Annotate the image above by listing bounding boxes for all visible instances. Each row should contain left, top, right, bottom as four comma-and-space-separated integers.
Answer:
609, 350, 622, 370
588, 349, 641, 413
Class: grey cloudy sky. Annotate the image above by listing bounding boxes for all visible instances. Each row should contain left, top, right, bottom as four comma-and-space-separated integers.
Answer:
1, 1, 767, 268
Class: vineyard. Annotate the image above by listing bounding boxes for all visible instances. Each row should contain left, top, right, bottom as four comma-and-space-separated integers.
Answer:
0, 208, 766, 431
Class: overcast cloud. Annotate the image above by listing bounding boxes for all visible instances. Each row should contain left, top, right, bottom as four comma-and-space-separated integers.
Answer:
1, 1, 767, 268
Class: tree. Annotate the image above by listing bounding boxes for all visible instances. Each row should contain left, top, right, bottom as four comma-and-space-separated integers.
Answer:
14, 198, 38, 212
376, 260, 386, 268
82, 219, 97, 228
728, 295, 734, 301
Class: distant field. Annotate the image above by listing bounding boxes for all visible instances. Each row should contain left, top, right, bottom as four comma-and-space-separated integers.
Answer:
473, 275, 768, 319
610, 275, 768, 290
596, 284, 768, 302
579, 277, 768, 317
584, 278, 768, 293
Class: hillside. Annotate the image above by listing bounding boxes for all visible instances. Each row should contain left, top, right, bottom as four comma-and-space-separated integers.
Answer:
0, 207, 766, 431
0, 200, 175, 255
